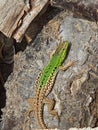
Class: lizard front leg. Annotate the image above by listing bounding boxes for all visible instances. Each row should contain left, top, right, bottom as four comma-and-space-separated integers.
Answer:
59, 61, 74, 71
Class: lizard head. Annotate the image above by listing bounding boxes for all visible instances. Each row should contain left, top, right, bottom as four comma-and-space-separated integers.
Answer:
54, 41, 69, 65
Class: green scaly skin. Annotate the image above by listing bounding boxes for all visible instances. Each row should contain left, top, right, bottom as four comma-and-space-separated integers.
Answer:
27, 41, 69, 129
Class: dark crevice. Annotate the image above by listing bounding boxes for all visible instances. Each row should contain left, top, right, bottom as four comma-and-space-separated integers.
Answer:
0, 62, 14, 120
0, 32, 14, 121
0, 83, 6, 119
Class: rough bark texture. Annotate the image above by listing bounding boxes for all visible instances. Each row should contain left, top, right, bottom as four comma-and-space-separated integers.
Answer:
0, 8, 98, 130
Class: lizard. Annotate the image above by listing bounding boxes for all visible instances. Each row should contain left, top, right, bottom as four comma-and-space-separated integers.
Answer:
26, 41, 74, 129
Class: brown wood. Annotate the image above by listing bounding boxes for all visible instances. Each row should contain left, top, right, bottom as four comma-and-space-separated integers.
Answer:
0, 0, 49, 42
0, 0, 27, 38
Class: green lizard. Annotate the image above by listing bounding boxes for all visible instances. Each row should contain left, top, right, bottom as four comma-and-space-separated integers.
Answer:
26, 41, 74, 129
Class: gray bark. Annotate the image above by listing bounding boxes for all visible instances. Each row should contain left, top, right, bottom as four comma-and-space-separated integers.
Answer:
50, 0, 98, 22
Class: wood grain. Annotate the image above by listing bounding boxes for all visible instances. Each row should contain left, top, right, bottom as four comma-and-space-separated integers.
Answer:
0, 0, 49, 42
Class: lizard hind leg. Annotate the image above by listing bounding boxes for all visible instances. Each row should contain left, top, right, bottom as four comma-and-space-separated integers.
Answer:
43, 98, 60, 121
26, 98, 36, 117
23, 98, 36, 130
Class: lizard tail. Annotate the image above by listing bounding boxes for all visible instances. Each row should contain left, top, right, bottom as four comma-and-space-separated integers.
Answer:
37, 104, 47, 129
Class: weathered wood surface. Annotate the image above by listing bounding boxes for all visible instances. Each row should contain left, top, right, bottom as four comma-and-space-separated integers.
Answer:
0, 0, 49, 42
0, 0, 27, 38
13, 0, 49, 42
51, 0, 98, 22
